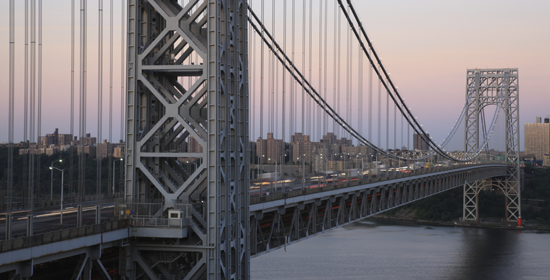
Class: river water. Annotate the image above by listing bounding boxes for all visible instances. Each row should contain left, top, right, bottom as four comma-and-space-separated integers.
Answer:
251, 218, 550, 280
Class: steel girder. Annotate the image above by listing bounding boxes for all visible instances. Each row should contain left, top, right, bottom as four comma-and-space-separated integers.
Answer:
126, 0, 249, 279
464, 69, 520, 222
250, 165, 506, 257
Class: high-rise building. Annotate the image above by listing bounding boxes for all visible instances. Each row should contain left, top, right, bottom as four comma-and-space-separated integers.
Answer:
525, 117, 550, 164
80, 133, 97, 146
337, 137, 352, 146
114, 145, 125, 158
292, 141, 317, 164
97, 140, 116, 159
256, 137, 268, 164
58, 134, 73, 146
322, 132, 337, 145
413, 133, 430, 151
265, 133, 283, 164
38, 128, 59, 147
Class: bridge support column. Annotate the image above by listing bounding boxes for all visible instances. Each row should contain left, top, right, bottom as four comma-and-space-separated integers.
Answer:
123, 0, 249, 278
463, 180, 484, 223
464, 69, 520, 223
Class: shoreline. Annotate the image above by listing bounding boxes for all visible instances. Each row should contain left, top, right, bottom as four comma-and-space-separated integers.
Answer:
370, 214, 550, 232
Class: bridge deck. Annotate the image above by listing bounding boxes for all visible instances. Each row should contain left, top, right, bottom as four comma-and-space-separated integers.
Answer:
0, 164, 508, 274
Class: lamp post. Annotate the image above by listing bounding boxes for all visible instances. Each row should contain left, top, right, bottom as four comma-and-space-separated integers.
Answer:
113, 158, 123, 195
50, 159, 62, 201
50, 166, 64, 225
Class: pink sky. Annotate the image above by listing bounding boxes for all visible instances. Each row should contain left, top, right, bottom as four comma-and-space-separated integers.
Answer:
1, 0, 549, 150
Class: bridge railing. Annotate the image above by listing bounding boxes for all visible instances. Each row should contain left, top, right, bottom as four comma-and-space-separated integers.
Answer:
129, 217, 188, 228
0, 219, 130, 253
0, 193, 123, 214
251, 163, 503, 204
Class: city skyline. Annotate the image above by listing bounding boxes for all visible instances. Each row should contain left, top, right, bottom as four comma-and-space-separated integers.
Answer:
1, 0, 549, 149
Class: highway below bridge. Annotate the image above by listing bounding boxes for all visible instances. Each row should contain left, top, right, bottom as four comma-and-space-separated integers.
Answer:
0, 164, 509, 278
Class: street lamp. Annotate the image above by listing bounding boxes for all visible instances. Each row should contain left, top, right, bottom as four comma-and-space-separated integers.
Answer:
113, 158, 123, 195
50, 159, 62, 200
49, 166, 64, 225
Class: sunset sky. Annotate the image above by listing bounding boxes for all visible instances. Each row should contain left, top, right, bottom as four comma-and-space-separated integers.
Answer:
1, 0, 549, 150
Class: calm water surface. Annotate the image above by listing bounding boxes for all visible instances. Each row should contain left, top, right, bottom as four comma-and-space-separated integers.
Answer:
251, 218, 550, 280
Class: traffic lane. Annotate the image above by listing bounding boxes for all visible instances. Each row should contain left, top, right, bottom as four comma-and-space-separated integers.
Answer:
0, 200, 112, 216
0, 205, 114, 239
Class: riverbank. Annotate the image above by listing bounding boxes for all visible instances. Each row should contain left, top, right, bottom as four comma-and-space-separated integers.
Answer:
372, 210, 550, 232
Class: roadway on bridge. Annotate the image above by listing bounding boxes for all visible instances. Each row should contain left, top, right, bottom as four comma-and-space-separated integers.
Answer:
0, 203, 114, 240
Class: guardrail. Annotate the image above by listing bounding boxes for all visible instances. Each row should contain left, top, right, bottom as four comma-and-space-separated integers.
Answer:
115, 202, 191, 220
129, 217, 187, 228
0, 219, 130, 253
0, 194, 123, 213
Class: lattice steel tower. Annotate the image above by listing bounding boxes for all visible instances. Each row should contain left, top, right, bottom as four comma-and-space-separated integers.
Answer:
123, 0, 250, 278
463, 68, 521, 223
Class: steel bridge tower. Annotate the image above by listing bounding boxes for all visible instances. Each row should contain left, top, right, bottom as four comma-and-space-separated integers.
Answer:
124, 0, 249, 278
463, 68, 521, 224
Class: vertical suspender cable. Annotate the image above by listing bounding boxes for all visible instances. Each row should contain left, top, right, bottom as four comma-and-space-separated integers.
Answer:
108, 0, 113, 195
343, 6, 352, 141
8, 0, 15, 217
336, 3, 341, 139
301, 0, 306, 186
282, 0, 286, 166
274, 0, 279, 170
318, 0, 322, 141
30, 0, 36, 213
70, 0, 75, 200
79, 0, 88, 220
120, 0, 125, 193
97, 0, 103, 201
269, 0, 274, 138
408, 123, 410, 152
37, 0, 43, 210
291, 0, 295, 138
377, 80, 380, 148
351, 19, 355, 145
120, 0, 125, 143
260, 0, 264, 174
346, 6, 353, 140
368, 50, 372, 144
394, 103, 397, 153
386, 86, 389, 152
308, 0, 312, 139
23, 0, 29, 211
386, 85, 389, 175
250, 0, 256, 170
334, 1, 338, 167
358, 32, 362, 148
323, 0, 328, 145
399, 112, 404, 149
24, 0, 29, 149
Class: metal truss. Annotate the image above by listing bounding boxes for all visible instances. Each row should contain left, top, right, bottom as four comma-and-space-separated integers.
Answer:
463, 180, 483, 222
0, 241, 116, 280
250, 165, 506, 257
125, 0, 249, 279
464, 69, 520, 222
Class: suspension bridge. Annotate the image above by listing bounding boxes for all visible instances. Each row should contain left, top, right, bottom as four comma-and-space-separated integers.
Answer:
2, 0, 521, 279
